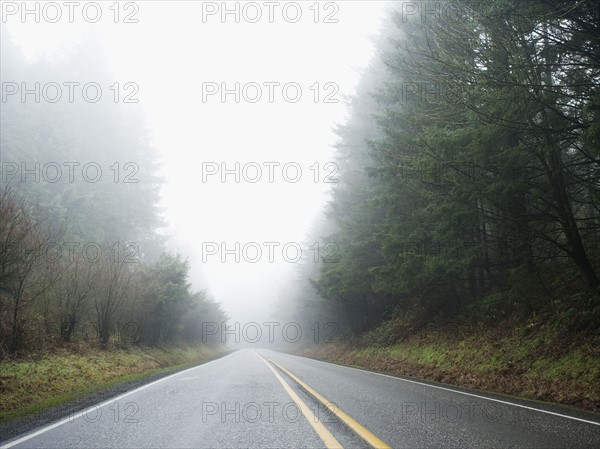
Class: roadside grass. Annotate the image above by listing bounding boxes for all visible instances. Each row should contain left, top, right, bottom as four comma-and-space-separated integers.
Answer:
296, 322, 600, 412
0, 344, 227, 422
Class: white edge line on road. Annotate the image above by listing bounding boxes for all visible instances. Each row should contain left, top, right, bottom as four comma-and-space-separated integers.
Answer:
281, 353, 600, 427
0, 353, 233, 449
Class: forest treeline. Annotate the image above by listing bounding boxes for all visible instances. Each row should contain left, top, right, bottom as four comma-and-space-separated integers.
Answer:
0, 31, 226, 357
288, 0, 600, 341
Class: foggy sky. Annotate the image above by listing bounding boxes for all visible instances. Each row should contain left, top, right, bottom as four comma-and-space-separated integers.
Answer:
3, 1, 387, 323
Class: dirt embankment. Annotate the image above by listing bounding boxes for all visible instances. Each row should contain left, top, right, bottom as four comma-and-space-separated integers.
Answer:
295, 324, 600, 413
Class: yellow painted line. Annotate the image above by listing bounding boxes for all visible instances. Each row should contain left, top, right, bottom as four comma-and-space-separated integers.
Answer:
256, 353, 343, 449
269, 359, 392, 449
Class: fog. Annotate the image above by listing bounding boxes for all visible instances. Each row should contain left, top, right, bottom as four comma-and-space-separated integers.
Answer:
2, 1, 387, 325
2, 5, 599, 438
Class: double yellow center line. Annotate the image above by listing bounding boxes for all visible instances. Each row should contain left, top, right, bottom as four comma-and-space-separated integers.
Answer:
257, 353, 391, 449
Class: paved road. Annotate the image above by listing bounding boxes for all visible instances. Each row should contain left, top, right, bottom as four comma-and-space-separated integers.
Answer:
2, 349, 599, 448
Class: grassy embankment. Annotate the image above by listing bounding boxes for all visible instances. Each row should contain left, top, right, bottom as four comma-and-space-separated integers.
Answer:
296, 319, 600, 412
0, 344, 228, 422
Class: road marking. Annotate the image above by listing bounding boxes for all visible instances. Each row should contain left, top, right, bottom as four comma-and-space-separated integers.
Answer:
256, 353, 343, 449
285, 354, 600, 427
0, 353, 233, 449
268, 359, 391, 449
